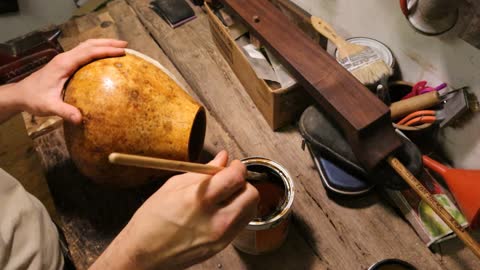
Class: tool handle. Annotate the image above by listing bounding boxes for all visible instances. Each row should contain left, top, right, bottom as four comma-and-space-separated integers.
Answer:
390, 91, 440, 120
388, 157, 480, 259
422, 155, 448, 175
108, 153, 265, 181
109, 152, 222, 174
310, 16, 347, 49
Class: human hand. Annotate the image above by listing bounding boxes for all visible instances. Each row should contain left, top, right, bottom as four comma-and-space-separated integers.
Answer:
91, 151, 259, 270
14, 39, 127, 124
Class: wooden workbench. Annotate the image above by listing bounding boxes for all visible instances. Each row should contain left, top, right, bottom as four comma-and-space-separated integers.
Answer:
7, 0, 479, 269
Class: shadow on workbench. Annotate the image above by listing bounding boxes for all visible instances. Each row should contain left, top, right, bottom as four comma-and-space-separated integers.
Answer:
45, 148, 218, 236
46, 159, 165, 234
235, 213, 320, 269
324, 189, 378, 209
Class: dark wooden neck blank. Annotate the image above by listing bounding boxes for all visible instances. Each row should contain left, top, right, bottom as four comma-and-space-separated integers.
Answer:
219, 0, 402, 170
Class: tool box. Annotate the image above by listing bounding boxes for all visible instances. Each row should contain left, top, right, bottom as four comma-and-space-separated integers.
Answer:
205, 3, 325, 130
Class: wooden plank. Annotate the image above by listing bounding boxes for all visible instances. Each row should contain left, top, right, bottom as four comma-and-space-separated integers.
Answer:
219, 0, 401, 171
127, 0, 480, 269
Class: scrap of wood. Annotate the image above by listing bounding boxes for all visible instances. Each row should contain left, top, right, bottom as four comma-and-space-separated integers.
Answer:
22, 113, 62, 139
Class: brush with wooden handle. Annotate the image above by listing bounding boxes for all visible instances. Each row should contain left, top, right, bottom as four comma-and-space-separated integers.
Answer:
108, 152, 269, 182
310, 16, 392, 85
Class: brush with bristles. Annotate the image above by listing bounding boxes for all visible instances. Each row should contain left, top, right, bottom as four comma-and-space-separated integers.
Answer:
311, 16, 393, 85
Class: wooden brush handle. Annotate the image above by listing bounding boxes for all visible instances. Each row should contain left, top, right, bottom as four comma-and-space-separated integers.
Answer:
390, 91, 440, 120
108, 153, 265, 181
388, 157, 480, 259
310, 16, 346, 48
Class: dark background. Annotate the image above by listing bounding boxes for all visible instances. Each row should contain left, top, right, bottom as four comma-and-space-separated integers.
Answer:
0, 0, 19, 14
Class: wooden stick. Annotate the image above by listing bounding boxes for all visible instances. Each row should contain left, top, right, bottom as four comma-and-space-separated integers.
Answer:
108, 153, 268, 181
388, 156, 480, 258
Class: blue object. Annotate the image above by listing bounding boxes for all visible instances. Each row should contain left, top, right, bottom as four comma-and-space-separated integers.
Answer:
306, 142, 374, 195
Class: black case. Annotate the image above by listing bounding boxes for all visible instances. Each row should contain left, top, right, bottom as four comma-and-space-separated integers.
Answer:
150, 0, 196, 28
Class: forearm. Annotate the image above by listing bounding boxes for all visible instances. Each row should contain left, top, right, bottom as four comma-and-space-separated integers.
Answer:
90, 217, 175, 270
0, 83, 23, 124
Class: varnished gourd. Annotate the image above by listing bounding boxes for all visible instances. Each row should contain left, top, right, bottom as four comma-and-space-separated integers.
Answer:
64, 49, 206, 187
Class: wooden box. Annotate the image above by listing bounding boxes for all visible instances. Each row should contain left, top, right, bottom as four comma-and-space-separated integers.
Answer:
205, 3, 322, 130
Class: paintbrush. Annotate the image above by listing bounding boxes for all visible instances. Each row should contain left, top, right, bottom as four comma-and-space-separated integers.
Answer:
108, 152, 269, 182
311, 16, 392, 85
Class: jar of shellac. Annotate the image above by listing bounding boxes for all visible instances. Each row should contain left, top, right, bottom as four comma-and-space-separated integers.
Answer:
233, 157, 295, 255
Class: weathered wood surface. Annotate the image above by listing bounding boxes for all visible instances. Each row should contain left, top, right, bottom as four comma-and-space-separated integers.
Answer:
127, 0, 480, 269
21, 0, 479, 269
29, 1, 320, 269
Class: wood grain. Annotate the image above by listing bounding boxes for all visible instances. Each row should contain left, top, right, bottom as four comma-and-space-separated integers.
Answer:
218, 0, 401, 171
128, 0, 480, 269
20, 0, 480, 269
30, 1, 321, 269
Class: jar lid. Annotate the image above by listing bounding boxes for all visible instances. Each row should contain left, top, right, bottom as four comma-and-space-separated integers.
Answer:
334, 37, 395, 69
368, 258, 416, 270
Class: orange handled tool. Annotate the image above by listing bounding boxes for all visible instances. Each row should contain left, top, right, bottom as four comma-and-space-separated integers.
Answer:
423, 155, 480, 228
390, 87, 465, 120
397, 110, 438, 126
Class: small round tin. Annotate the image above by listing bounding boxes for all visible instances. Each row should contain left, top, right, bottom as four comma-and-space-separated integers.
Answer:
232, 157, 295, 255
368, 258, 416, 270
334, 37, 395, 69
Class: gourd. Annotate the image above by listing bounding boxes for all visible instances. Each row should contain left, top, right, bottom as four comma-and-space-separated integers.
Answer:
64, 49, 206, 187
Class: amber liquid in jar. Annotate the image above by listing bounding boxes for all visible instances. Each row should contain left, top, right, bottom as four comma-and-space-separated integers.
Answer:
247, 165, 287, 221
233, 160, 293, 255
